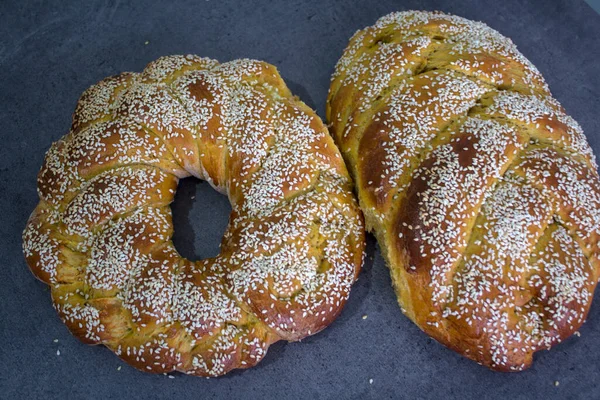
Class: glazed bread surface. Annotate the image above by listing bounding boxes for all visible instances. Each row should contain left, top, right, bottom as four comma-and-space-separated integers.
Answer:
327, 10, 600, 371
23, 55, 365, 376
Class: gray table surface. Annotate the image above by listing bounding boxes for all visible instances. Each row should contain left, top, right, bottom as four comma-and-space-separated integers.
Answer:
1, 0, 599, 399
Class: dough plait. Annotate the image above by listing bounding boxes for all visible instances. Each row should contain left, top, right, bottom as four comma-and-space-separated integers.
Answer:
23, 55, 365, 376
327, 10, 600, 371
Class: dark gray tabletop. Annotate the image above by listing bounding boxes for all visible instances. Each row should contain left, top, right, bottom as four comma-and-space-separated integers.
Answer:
1, 1, 599, 399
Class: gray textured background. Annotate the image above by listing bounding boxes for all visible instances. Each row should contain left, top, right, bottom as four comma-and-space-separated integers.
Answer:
1, 0, 599, 399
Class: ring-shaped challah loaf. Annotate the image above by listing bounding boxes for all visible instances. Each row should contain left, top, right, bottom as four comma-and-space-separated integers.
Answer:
23, 56, 365, 376
328, 11, 600, 371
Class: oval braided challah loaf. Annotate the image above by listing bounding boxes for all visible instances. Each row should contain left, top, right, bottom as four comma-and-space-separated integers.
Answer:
23, 55, 365, 376
327, 11, 600, 371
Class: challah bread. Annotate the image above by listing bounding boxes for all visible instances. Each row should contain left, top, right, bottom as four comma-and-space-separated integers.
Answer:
23, 55, 365, 376
327, 11, 600, 371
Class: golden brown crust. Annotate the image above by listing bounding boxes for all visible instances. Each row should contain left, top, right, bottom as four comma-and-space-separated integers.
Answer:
23, 55, 365, 376
327, 10, 600, 371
